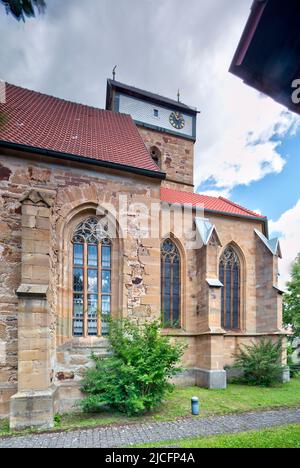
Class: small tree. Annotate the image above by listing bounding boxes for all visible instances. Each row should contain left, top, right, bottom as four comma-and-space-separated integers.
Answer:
1, 0, 46, 21
234, 338, 283, 387
79, 319, 185, 416
283, 253, 300, 339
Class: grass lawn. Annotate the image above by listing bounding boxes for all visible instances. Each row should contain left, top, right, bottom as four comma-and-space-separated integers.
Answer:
1, 377, 300, 437
134, 424, 300, 448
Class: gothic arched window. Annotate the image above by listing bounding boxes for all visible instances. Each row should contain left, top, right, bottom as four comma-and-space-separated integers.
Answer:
72, 217, 112, 337
161, 239, 181, 328
219, 246, 241, 330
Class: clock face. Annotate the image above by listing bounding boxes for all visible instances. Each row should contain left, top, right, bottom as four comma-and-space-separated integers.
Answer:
169, 111, 185, 130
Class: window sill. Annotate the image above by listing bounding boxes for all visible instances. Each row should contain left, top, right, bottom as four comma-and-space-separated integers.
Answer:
60, 336, 110, 349
161, 329, 195, 337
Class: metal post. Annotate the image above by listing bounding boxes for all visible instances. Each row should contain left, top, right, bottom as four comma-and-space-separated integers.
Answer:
191, 396, 200, 415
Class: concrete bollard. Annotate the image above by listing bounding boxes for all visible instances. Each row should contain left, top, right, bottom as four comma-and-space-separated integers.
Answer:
191, 396, 199, 415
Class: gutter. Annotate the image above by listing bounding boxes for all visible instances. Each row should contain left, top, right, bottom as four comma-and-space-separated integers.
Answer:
0, 141, 166, 181
229, 0, 268, 70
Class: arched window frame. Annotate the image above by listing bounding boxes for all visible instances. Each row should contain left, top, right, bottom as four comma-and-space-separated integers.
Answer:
161, 238, 182, 329
219, 245, 241, 331
72, 217, 113, 338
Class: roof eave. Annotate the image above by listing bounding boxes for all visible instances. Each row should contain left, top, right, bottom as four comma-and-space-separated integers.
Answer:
229, 0, 268, 74
0, 141, 166, 181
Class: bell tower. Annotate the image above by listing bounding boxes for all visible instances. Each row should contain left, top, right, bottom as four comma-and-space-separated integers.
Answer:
106, 79, 198, 192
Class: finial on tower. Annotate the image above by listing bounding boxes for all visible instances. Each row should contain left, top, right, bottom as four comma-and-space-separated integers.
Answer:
177, 89, 180, 102
112, 65, 117, 81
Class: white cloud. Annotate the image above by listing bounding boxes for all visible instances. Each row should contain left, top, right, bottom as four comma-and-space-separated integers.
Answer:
270, 199, 300, 288
198, 188, 231, 199
253, 209, 262, 216
189, 20, 300, 193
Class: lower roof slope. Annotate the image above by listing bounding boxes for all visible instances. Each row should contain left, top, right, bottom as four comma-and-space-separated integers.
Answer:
161, 187, 266, 219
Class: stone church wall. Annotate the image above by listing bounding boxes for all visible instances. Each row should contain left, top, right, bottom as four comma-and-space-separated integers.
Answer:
0, 150, 286, 418
0, 150, 162, 417
138, 127, 195, 192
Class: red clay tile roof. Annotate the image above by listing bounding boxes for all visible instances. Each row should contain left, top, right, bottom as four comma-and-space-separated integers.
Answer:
161, 187, 266, 219
0, 83, 161, 174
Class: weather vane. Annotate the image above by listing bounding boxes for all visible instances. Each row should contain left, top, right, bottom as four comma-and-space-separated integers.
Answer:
112, 65, 117, 81
177, 89, 180, 102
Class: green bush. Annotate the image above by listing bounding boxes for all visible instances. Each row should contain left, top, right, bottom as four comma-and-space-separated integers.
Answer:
54, 413, 62, 427
233, 339, 283, 387
79, 319, 185, 416
287, 345, 300, 378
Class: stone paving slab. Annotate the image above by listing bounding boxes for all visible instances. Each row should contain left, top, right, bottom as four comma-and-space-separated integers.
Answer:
0, 408, 300, 448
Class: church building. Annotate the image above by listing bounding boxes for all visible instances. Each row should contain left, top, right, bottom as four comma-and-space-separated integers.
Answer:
0, 78, 287, 430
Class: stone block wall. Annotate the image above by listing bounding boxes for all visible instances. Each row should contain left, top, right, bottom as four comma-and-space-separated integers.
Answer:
0, 159, 21, 417
137, 127, 194, 191
209, 214, 265, 334
0, 150, 163, 417
256, 238, 282, 332
161, 211, 285, 380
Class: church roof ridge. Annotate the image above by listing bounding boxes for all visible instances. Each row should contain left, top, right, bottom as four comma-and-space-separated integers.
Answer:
2, 81, 104, 112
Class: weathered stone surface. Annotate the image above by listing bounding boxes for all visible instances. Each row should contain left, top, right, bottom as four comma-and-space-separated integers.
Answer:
56, 372, 75, 381
0, 383, 17, 418
195, 368, 227, 390
10, 386, 58, 431
0, 164, 12, 181
138, 127, 194, 191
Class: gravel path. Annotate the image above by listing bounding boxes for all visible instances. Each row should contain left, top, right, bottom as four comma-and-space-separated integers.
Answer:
0, 407, 299, 448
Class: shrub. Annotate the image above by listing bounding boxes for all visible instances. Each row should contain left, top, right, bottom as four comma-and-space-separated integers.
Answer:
79, 319, 185, 416
233, 338, 283, 387
287, 345, 300, 378
54, 413, 62, 427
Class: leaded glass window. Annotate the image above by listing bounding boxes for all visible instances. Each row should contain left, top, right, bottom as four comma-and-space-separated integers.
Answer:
72, 217, 112, 337
161, 239, 181, 328
219, 246, 240, 330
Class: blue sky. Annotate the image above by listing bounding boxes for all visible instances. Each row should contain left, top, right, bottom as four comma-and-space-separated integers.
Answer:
198, 131, 300, 222
233, 133, 300, 221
